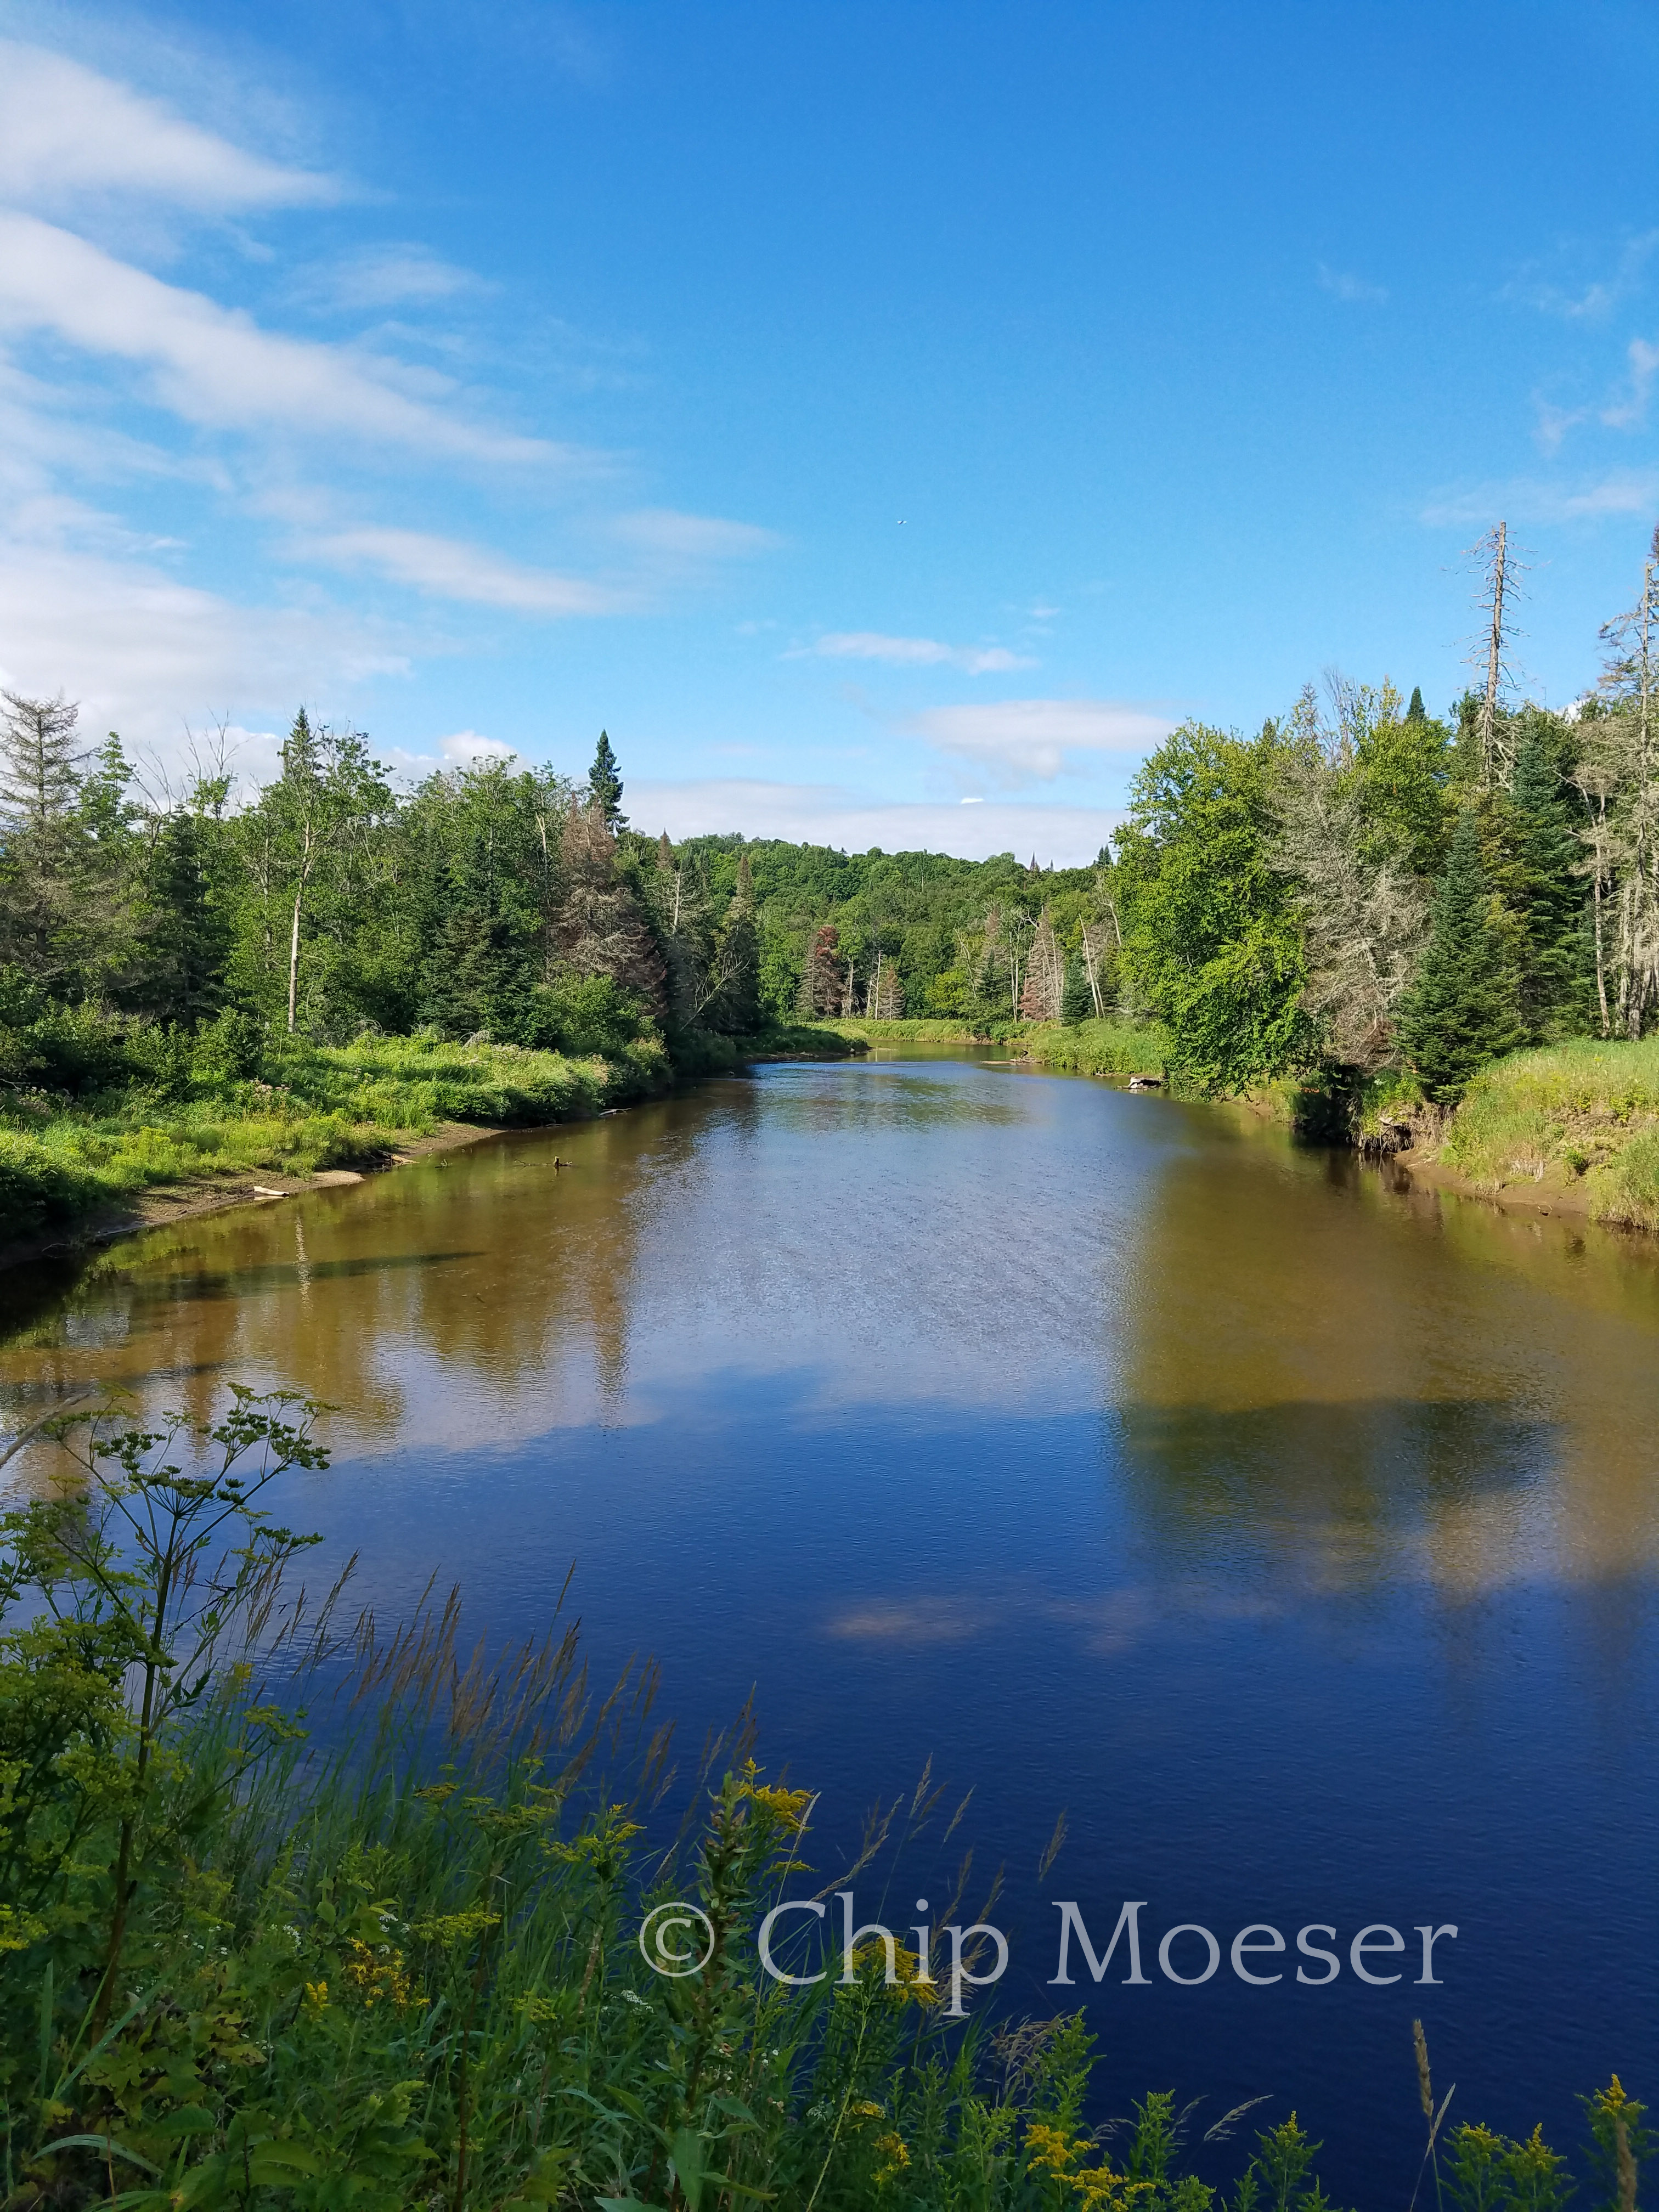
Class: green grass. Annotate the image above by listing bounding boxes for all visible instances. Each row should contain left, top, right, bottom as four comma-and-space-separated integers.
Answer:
827, 1016, 1172, 1075
1431, 1035, 1659, 1226
1011, 1018, 1172, 1077
0, 1024, 864, 1246
824, 1017, 991, 1042
0, 1034, 657, 1243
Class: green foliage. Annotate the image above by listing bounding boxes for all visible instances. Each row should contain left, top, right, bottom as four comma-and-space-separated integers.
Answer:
1500, 718, 1595, 1041
1116, 724, 1309, 1092
1398, 808, 1525, 1104
587, 729, 625, 831
1445, 2118, 1575, 2210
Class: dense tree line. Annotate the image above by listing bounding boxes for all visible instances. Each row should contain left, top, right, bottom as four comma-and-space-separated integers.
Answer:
0, 717, 761, 1074
2, 523, 1655, 1111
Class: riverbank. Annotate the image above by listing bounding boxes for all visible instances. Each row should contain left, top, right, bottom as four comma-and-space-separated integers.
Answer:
1399, 1035, 1659, 1232
837, 1018, 1659, 1237
828, 1014, 1173, 1075
0, 1022, 858, 1260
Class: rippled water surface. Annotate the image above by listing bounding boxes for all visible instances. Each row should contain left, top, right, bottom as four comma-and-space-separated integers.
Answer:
4, 1053, 1657, 2196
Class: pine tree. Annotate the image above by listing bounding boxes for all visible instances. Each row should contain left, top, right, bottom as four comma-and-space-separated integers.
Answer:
715, 851, 760, 1034
797, 922, 842, 1017
1398, 807, 1524, 1102
0, 691, 88, 983
1061, 951, 1094, 1023
139, 808, 231, 1026
554, 803, 663, 1013
1406, 686, 1427, 724
1506, 721, 1592, 1039
588, 730, 625, 832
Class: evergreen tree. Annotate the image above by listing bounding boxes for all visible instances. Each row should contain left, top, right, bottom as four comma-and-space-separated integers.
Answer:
138, 808, 231, 1026
797, 922, 842, 1017
1060, 950, 1094, 1022
554, 803, 663, 1014
1506, 721, 1592, 1039
588, 730, 625, 831
715, 851, 760, 1034
0, 691, 87, 985
1406, 686, 1427, 723
1398, 807, 1524, 1102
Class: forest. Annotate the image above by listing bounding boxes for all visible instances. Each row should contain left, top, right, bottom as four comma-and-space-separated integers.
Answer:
1, 525, 1657, 1239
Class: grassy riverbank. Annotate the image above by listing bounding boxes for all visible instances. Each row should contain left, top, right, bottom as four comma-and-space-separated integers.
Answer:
0, 1021, 855, 1246
0, 1390, 1642, 2210
1414, 1036, 1659, 1230
829, 1015, 1172, 1074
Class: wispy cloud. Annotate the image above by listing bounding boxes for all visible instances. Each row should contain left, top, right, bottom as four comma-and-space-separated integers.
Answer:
1420, 471, 1659, 528
1318, 262, 1387, 306
806, 631, 1035, 675
0, 40, 339, 215
306, 527, 631, 614
292, 245, 494, 314
1504, 232, 1659, 320
907, 698, 1173, 788
1601, 337, 1659, 431
628, 776, 1125, 866
0, 535, 409, 755
0, 213, 572, 464
611, 508, 778, 560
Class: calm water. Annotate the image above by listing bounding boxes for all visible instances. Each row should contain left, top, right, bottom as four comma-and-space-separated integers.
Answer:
4, 1053, 1657, 2197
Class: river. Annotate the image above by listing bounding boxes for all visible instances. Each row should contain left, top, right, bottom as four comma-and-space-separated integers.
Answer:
3, 1049, 1656, 2197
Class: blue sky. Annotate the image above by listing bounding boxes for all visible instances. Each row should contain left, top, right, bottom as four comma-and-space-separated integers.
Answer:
0, 1, 1656, 861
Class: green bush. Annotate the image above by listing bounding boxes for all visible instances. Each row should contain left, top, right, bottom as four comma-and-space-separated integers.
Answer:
516, 973, 651, 1058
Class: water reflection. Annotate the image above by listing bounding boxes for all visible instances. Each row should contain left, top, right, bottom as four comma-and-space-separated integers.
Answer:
0, 1057, 1654, 2191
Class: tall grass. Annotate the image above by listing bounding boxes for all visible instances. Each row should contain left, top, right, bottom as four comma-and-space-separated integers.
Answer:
0, 1022, 856, 1245
828, 1017, 1173, 1076
1428, 1036, 1659, 1224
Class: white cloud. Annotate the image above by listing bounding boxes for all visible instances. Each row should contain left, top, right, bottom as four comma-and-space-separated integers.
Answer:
292, 245, 493, 314
0, 40, 338, 215
1318, 263, 1388, 306
1420, 471, 1659, 527
629, 776, 1122, 866
306, 526, 630, 614
438, 730, 516, 762
611, 508, 778, 560
0, 213, 568, 464
1504, 232, 1659, 320
908, 698, 1174, 788
0, 538, 409, 757
1601, 337, 1659, 431
809, 631, 1035, 675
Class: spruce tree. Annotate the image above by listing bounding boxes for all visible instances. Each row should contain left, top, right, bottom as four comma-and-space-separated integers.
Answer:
1406, 686, 1427, 724
716, 851, 760, 1034
588, 730, 625, 831
1398, 806, 1524, 1103
1507, 722, 1592, 1038
0, 691, 88, 984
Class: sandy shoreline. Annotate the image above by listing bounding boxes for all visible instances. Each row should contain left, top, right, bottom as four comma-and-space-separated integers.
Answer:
0, 1121, 505, 1279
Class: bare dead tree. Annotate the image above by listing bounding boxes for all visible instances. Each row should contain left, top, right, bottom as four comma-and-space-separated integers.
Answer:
1270, 714, 1427, 1068
1585, 538, 1659, 1034
1465, 522, 1525, 789
1018, 909, 1065, 1023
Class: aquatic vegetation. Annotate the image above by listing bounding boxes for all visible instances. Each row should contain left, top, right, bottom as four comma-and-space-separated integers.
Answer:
0, 1391, 1640, 2209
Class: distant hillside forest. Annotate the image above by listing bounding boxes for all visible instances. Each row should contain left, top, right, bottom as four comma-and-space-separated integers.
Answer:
2, 524, 1656, 1112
